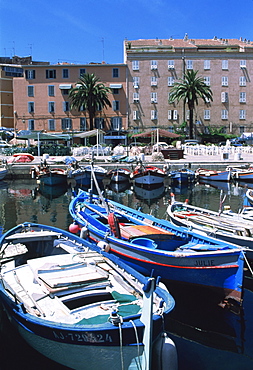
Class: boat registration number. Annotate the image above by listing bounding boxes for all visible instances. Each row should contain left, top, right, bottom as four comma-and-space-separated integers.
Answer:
194, 260, 215, 267
53, 330, 113, 343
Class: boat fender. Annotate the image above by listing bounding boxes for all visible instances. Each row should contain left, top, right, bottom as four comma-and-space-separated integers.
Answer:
152, 332, 178, 370
80, 226, 88, 239
108, 212, 121, 238
30, 166, 40, 179
69, 223, 80, 234
97, 241, 110, 252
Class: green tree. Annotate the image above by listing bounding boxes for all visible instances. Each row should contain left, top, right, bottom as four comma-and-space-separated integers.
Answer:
169, 70, 213, 139
69, 73, 112, 131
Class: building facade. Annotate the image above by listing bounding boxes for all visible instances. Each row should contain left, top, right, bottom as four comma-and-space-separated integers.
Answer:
124, 37, 253, 137
13, 63, 127, 136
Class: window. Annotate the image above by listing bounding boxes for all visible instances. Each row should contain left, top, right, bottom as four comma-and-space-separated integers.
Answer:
168, 76, 174, 86
63, 101, 70, 112
62, 69, 69, 78
28, 119, 34, 130
239, 110, 246, 120
112, 68, 119, 78
48, 85, 55, 96
204, 110, 210, 120
133, 77, 139, 88
222, 76, 228, 86
221, 109, 228, 120
112, 101, 120, 111
239, 92, 246, 103
222, 60, 228, 70
48, 119, 55, 131
25, 70, 36, 79
132, 61, 139, 71
46, 69, 56, 79
239, 126, 245, 134
239, 76, 246, 86
3, 66, 23, 77
133, 110, 139, 120
151, 110, 157, 120
28, 102, 34, 113
151, 92, 157, 103
62, 89, 69, 96
221, 92, 228, 103
112, 88, 119, 94
80, 117, 87, 131
168, 110, 177, 120
168, 60, 174, 69
151, 76, 157, 86
79, 68, 86, 76
48, 101, 55, 113
27, 86, 34, 97
61, 118, 72, 130
151, 60, 157, 70
204, 76, 210, 86
240, 60, 246, 68
111, 117, 122, 130
95, 118, 104, 129
204, 60, 210, 70
186, 60, 193, 69
133, 92, 139, 102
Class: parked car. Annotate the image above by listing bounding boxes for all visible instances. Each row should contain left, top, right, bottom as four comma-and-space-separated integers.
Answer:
0, 140, 11, 148
129, 142, 145, 148
183, 140, 199, 146
152, 142, 170, 151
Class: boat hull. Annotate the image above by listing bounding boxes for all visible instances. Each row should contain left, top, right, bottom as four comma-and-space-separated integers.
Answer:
170, 170, 195, 184
132, 171, 165, 185
196, 169, 230, 182
38, 173, 67, 186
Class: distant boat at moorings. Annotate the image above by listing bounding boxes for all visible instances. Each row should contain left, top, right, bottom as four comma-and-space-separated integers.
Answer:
106, 168, 131, 183
130, 163, 167, 185
167, 195, 253, 261
30, 162, 67, 186
169, 168, 196, 184
196, 168, 231, 182
227, 165, 253, 182
68, 164, 107, 187
0, 222, 177, 370
0, 165, 8, 180
69, 189, 245, 309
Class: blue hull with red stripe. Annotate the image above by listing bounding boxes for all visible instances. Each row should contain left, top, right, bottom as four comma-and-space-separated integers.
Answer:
69, 190, 245, 306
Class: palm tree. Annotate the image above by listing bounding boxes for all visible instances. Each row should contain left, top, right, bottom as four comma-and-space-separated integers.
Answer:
69, 73, 112, 131
169, 70, 213, 139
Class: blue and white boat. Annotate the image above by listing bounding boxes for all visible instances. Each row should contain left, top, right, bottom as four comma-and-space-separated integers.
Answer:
196, 168, 231, 182
0, 222, 176, 370
68, 164, 107, 186
69, 190, 245, 308
169, 168, 196, 184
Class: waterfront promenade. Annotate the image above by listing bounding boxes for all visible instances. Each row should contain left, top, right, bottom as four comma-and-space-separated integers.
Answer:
2, 148, 253, 180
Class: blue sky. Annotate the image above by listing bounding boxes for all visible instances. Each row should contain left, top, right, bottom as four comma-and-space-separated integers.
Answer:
1, 0, 252, 65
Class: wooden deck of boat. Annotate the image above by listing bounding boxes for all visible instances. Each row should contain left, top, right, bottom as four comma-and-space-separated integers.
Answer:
119, 224, 174, 240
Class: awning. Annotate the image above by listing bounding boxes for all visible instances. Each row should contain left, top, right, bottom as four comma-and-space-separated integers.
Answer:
109, 84, 123, 89
17, 132, 71, 141
73, 129, 105, 138
104, 135, 126, 139
59, 84, 72, 89
132, 129, 181, 139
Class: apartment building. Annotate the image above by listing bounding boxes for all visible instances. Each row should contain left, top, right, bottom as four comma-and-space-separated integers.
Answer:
124, 36, 253, 137
13, 63, 127, 136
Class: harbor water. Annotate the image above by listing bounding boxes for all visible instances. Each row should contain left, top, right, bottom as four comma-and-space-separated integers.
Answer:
0, 178, 253, 370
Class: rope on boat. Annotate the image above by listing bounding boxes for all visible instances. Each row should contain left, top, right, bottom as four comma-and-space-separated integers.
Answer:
119, 322, 124, 370
243, 252, 253, 277
129, 319, 142, 370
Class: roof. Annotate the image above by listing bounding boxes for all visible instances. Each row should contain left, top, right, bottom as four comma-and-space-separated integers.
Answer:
73, 129, 105, 138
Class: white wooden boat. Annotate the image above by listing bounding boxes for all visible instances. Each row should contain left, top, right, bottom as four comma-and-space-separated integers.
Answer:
167, 195, 253, 260
0, 222, 176, 370
130, 164, 166, 185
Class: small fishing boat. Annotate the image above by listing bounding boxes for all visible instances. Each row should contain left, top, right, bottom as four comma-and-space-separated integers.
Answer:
68, 164, 107, 186
0, 222, 176, 370
30, 163, 67, 186
196, 168, 231, 182
69, 189, 245, 308
7, 153, 34, 164
227, 165, 253, 182
169, 168, 196, 184
130, 163, 166, 185
167, 195, 253, 260
107, 168, 131, 183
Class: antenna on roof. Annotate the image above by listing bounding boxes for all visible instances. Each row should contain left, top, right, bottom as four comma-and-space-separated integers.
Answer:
101, 38, 105, 61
